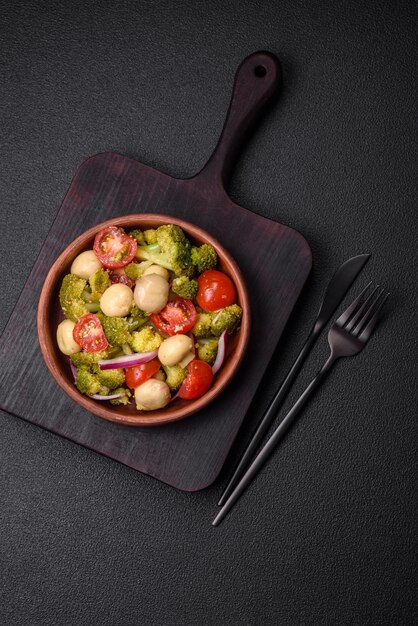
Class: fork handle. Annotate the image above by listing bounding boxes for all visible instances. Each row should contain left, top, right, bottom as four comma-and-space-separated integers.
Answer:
218, 331, 319, 506
213, 355, 336, 526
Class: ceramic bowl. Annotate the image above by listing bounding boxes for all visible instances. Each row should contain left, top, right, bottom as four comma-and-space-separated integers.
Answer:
37, 214, 250, 426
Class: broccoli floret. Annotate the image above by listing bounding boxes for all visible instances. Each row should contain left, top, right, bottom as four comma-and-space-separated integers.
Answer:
93, 365, 125, 390
126, 303, 149, 331
130, 327, 164, 353
71, 351, 102, 369
78, 286, 101, 312
124, 260, 153, 281
130, 303, 142, 317
171, 276, 198, 300
143, 229, 158, 244
191, 244, 218, 273
211, 304, 243, 336
59, 274, 89, 322
84, 302, 101, 313
89, 268, 110, 301
70, 347, 118, 369
124, 263, 140, 281
163, 365, 187, 391
197, 337, 219, 365
177, 261, 196, 279
73, 344, 126, 396
136, 224, 193, 277
75, 367, 102, 395
128, 229, 145, 245
110, 388, 132, 406
192, 305, 242, 338
192, 312, 214, 338
98, 314, 132, 348
74, 362, 126, 397
125, 303, 149, 331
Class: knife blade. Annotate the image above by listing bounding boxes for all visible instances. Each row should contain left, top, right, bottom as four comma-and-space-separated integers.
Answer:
218, 253, 370, 507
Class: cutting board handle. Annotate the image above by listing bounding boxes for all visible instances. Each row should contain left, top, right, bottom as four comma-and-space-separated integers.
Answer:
194, 51, 281, 191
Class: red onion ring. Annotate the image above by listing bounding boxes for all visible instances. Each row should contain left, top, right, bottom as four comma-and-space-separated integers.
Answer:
98, 350, 158, 370
70, 360, 77, 380
169, 389, 181, 403
189, 332, 197, 356
212, 331, 227, 375
89, 393, 124, 400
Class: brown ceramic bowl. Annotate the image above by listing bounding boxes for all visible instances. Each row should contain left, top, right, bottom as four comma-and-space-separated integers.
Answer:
37, 214, 250, 426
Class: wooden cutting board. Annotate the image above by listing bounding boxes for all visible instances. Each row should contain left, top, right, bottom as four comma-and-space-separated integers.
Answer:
0, 52, 311, 491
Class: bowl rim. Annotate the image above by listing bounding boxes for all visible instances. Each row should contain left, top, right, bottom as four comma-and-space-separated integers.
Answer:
37, 213, 251, 426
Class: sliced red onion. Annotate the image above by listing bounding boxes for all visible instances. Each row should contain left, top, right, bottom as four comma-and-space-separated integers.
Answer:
189, 332, 197, 356
212, 331, 228, 375
169, 389, 181, 403
89, 393, 124, 400
70, 359, 77, 381
98, 350, 158, 370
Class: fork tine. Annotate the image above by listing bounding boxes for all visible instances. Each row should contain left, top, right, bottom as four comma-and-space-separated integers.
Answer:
345, 285, 380, 331
357, 293, 389, 342
336, 282, 372, 327
352, 288, 385, 336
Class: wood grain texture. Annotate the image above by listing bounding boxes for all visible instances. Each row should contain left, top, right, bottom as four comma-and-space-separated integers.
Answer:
0, 52, 311, 490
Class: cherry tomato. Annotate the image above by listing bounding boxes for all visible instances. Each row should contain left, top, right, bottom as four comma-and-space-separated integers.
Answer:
125, 358, 161, 389
178, 359, 214, 400
72, 314, 109, 352
108, 268, 135, 289
93, 226, 137, 269
151, 298, 197, 336
196, 270, 237, 312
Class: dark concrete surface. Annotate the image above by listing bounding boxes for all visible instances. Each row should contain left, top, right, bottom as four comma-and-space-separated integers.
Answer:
1, 2, 417, 624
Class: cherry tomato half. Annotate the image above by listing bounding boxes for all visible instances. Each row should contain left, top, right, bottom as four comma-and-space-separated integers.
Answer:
72, 313, 109, 353
125, 358, 161, 389
108, 268, 135, 289
93, 226, 137, 269
196, 270, 237, 312
178, 359, 214, 400
151, 298, 197, 336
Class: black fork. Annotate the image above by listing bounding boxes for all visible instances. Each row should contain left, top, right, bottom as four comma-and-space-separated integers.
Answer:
212, 284, 389, 526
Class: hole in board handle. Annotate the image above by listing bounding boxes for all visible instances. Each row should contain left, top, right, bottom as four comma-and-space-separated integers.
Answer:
254, 65, 267, 77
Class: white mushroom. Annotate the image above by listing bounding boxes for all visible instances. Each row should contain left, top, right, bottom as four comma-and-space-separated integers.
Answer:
56, 319, 82, 355
134, 379, 171, 411
158, 334, 194, 366
100, 283, 133, 317
142, 264, 170, 280
70, 250, 102, 279
134, 274, 169, 314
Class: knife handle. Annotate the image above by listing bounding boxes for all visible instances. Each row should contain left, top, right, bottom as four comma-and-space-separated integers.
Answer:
196, 51, 281, 188
218, 330, 318, 507
213, 356, 335, 526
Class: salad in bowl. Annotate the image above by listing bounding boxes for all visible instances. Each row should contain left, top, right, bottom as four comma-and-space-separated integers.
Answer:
38, 215, 250, 426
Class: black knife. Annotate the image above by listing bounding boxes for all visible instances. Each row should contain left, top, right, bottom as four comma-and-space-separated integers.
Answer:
218, 253, 370, 507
